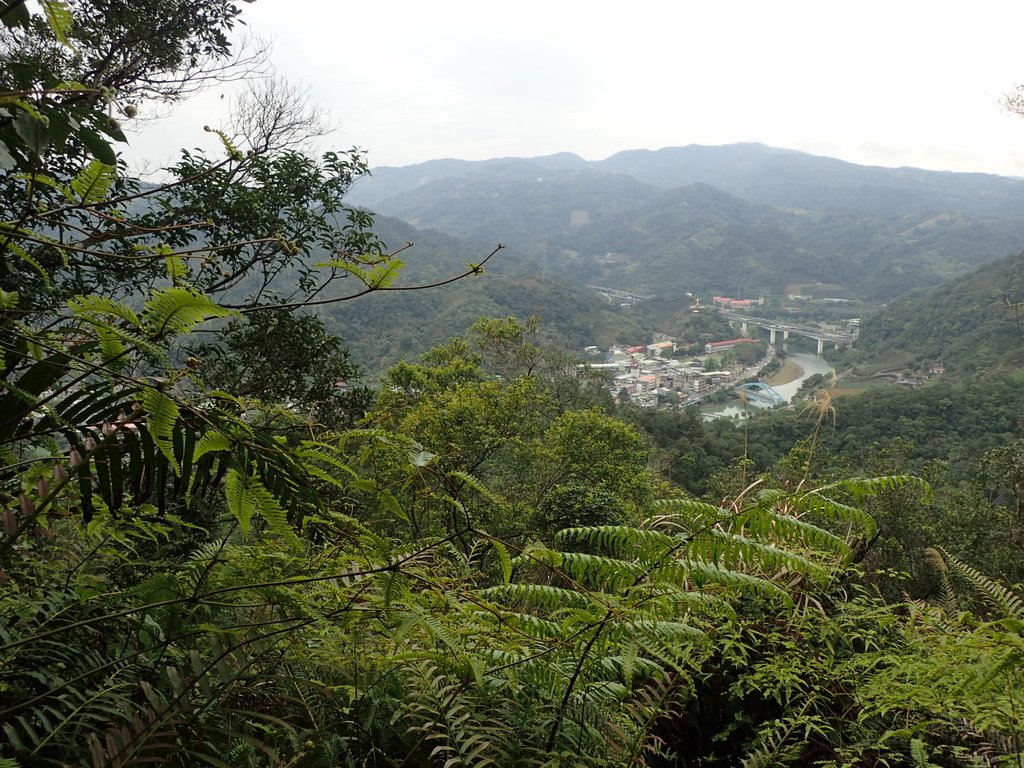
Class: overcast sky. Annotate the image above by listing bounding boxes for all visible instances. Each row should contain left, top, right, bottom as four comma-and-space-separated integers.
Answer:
124, 0, 1024, 178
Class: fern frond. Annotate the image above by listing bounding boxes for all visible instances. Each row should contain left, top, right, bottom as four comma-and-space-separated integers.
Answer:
932, 547, 1024, 619
731, 508, 851, 560
141, 388, 180, 475
223, 466, 297, 543
686, 528, 832, 584
558, 552, 646, 592
790, 488, 878, 539
651, 560, 792, 604
69, 159, 116, 204
555, 525, 678, 563
68, 294, 142, 327
651, 497, 732, 527
476, 583, 596, 612
142, 287, 234, 338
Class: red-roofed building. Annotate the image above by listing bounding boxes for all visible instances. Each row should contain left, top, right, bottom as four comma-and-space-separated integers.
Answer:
713, 296, 764, 309
704, 338, 758, 354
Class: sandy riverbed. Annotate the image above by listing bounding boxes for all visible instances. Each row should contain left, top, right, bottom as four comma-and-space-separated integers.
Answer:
765, 358, 804, 387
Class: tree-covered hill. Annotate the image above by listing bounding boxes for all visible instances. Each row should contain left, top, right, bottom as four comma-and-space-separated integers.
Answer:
546, 184, 1024, 299
321, 215, 649, 375
353, 157, 1024, 300
368, 162, 660, 242
854, 249, 1024, 374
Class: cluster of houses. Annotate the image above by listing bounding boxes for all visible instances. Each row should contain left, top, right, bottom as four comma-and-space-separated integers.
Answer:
583, 339, 736, 407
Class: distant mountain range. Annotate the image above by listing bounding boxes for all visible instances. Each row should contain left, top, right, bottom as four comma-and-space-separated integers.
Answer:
346, 145, 1024, 301
350, 143, 1024, 219
325, 144, 1024, 373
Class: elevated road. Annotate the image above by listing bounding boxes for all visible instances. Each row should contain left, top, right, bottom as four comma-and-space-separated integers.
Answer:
718, 310, 857, 352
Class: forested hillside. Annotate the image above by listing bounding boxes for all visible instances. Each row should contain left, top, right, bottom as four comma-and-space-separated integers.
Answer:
363, 168, 1024, 301
371, 163, 659, 242
318, 216, 647, 375
854, 249, 1024, 372
4, 3, 1024, 768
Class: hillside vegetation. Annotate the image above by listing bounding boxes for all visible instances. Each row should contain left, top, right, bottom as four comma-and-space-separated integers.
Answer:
320, 216, 647, 375
855, 249, 1024, 373
357, 160, 1024, 301
6, 5, 1024, 767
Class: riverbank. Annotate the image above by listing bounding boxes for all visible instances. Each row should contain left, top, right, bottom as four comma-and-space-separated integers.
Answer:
765, 358, 804, 387
701, 352, 832, 421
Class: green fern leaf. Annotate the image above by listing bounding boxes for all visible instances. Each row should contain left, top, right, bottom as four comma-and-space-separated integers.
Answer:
142, 287, 234, 338
652, 497, 732, 525
40, 0, 75, 47
367, 257, 404, 288
556, 525, 678, 563
477, 583, 595, 611
164, 251, 188, 284
491, 540, 512, 584
68, 294, 142, 327
559, 552, 645, 592
223, 467, 295, 542
652, 560, 792, 604
933, 547, 1024, 619
141, 388, 180, 475
5, 241, 51, 286
910, 738, 928, 767
69, 159, 116, 204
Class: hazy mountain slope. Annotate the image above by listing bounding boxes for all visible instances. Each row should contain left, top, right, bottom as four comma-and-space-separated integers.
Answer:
321, 215, 647, 375
596, 144, 1024, 218
854, 250, 1024, 374
541, 184, 1024, 299
351, 143, 1024, 220
550, 183, 808, 296
347, 152, 588, 207
369, 162, 660, 243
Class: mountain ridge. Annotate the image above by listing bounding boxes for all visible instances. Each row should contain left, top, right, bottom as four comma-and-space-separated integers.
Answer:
349, 143, 1024, 220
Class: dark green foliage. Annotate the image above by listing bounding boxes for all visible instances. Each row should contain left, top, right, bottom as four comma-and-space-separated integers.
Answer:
188, 309, 372, 429
8, 6, 1024, 766
856, 249, 1024, 374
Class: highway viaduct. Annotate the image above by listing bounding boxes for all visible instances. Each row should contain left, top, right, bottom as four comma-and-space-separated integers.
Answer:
718, 311, 857, 354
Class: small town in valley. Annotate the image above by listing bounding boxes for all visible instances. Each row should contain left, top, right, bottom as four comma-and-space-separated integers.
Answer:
585, 297, 861, 411
583, 336, 770, 409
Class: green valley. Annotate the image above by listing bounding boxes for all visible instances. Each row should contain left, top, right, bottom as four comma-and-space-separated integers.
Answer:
5, 3, 1024, 767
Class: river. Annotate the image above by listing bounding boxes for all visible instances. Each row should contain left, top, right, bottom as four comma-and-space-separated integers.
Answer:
701, 352, 833, 420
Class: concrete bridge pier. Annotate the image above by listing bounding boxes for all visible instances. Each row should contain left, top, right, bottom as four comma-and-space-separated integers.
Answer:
816, 338, 825, 355
740, 322, 748, 336
783, 330, 790, 341
769, 328, 776, 345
